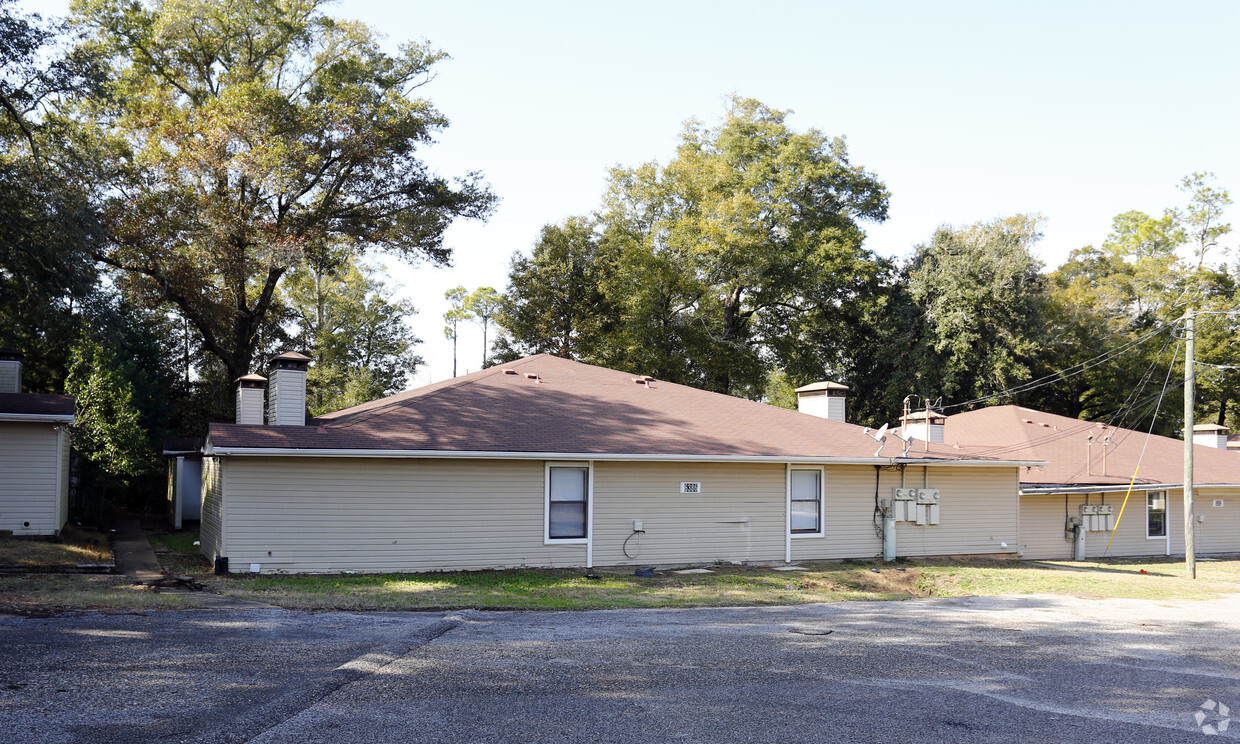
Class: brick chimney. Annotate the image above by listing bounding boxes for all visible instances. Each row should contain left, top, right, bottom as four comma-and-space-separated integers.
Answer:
267, 352, 311, 426
0, 347, 22, 393
794, 381, 848, 422
235, 374, 267, 425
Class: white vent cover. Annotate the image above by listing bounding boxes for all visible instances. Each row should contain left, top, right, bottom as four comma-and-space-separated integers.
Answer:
1214, 499, 1225, 508
680, 482, 701, 494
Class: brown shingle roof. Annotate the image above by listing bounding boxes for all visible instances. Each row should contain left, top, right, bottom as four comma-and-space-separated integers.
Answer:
944, 405, 1240, 487
0, 393, 75, 418
208, 355, 1023, 462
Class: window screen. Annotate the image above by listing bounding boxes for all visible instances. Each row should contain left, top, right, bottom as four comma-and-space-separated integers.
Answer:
549, 467, 588, 539
1147, 491, 1166, 538
791, 469, 822, 534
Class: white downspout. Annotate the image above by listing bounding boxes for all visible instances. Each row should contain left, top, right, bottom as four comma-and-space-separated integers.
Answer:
54, 425, 66, 533
175, 456, 185, 530
785, 463, 792, 563
586, 460, 595, 568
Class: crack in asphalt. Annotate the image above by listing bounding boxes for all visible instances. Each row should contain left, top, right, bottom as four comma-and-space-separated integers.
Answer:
226, 616, 464, 744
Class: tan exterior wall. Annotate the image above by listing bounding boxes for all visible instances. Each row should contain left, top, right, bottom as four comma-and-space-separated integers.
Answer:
0, 421, 65, 535
200, 456, 224, 561
218, 457, 586, 573
204, 455, 1027, 573
591, 461, 786, 566
1014, 488, 1233, 560
793, 466, 1019, 561
1196, 488, 1240, 554
57, 427, 69, 530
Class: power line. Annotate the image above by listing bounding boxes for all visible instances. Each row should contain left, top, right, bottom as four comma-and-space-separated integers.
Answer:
938, 320, 1175, 411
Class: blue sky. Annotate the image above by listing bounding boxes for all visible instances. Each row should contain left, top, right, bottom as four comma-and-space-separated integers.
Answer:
23, 0, 1240, 384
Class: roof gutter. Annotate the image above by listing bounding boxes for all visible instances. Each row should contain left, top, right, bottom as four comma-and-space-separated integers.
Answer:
1022, 482, 1240, 495
203, 444, 1041, 467
0, 413, 75, 424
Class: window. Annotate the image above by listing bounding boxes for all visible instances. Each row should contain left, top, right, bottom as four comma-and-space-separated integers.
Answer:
1147, 491, 1167, 538
547, 465, 589, 541
790, 468, 823, 535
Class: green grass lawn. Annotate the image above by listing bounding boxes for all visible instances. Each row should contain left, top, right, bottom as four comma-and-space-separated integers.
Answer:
189, 555, 1240, 612
5, 527, 1239, 616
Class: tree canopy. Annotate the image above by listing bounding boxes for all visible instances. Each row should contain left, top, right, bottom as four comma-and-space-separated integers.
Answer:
69, 0, 494, 383
500, 97, 890, 398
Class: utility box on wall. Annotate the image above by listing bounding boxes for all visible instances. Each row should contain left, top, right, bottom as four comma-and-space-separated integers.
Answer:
891, 488, 940, 525
1079, 503, 1115, 532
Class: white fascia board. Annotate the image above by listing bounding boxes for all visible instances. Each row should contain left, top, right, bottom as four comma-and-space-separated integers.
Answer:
0, 413, 74, 423
1023, 482, 1240, 495
206, 446, 1041, 467
1022, 483, 1168, 494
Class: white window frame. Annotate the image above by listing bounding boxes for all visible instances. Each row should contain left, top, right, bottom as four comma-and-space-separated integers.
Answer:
788, 466, 825, 539
545, 461, 591, 545
1146, 490, 1168, 539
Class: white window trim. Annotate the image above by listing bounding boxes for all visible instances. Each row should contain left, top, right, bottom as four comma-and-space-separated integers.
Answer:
788, 465, 825, 539
544, 461, 592, 546
1145, 489, 1167, 540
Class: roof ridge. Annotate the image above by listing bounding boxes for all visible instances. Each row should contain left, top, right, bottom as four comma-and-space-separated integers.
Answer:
324, 356, 546, 429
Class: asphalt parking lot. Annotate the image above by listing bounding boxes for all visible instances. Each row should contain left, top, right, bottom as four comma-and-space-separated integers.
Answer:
2, 594, 1238, 743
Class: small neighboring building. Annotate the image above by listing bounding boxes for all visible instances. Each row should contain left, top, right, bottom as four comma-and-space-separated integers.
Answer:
0, 348, 75, 536
200, 353, 1038, 574
939, 405, 1240, 560
164, 438, 204, 530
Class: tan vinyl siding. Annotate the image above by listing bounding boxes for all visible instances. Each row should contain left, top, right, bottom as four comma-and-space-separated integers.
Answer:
200, 457, 224, 561
0, 421, 62, 535
1197, 488, 1240, 554
794, 466, 1020, 561
57, 427, 69, 531
220, 457, 585, 573
796, 465, 881, 561
591, 461, 786, 567
1018, 490, 1185, 559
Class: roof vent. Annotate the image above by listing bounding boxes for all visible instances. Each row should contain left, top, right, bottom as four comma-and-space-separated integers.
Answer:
503, 369, 518, 375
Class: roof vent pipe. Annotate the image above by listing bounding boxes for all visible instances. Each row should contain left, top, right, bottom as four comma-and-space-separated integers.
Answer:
267, 352, 311, 426
0, 347, 23, 394
794, 381, 848, 422
235, 374, 267, 425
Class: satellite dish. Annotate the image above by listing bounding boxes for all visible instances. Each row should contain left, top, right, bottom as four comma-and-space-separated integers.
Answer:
864, 423, 890, 457
893, 429, 914, 456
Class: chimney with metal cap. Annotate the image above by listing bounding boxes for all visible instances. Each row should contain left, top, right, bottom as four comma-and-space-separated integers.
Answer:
1193, 423, 1230, 450
900, 409, 946, 444
267, 352, 311, 426
235, 374, 267, 425
0, 347, 23, 393
794, 381, 849, 422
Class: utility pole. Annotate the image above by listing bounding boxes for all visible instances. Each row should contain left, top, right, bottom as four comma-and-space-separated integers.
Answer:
1184, 308, 1196, 579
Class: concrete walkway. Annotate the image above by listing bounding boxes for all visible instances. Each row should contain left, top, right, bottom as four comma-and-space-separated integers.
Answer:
110, 518, 164, 583
110, 517, 275, 609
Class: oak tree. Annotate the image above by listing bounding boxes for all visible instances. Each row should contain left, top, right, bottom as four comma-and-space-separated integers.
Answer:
69, 0, 494, 387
